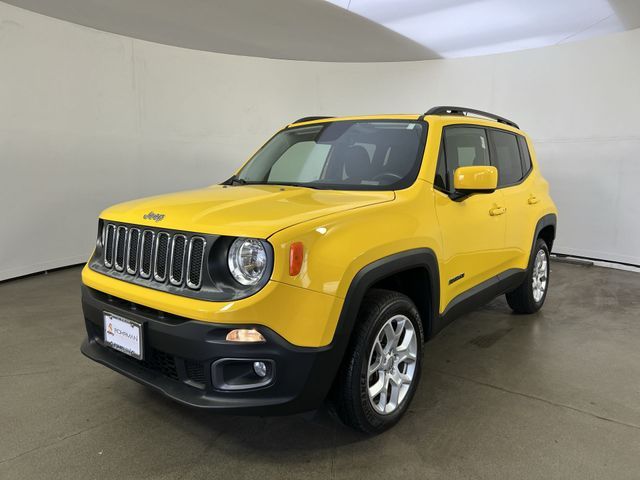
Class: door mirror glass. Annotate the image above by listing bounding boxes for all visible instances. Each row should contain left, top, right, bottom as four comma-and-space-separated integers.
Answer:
453, 166, 498, 195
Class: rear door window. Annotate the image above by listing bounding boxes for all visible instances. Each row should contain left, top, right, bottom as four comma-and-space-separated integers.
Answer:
489, 130, 523, 187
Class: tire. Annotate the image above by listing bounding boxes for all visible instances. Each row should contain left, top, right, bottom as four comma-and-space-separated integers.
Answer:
332, 289, 424, 434
506, 238, 550, 314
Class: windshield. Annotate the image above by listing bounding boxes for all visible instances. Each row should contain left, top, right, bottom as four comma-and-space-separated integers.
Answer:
235, 120, 427, 190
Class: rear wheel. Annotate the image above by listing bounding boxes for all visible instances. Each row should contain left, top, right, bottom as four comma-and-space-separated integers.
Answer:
506, 238, 550, 314
333, 289, 423, 434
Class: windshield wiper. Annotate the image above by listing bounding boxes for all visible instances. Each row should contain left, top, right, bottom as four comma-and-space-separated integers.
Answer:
223, 175, 248, 186
223, 176, 319, 189
267, 182, 320, 189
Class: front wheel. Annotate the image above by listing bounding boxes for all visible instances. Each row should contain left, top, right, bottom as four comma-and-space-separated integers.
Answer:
332, 289, 424, 434
506, 238, 550, 314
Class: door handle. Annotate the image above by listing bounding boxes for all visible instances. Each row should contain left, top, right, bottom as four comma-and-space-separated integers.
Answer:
528, 195, 540, 205
489, 206, 506, 216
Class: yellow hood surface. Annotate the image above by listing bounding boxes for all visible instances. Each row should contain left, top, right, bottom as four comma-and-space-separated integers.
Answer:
100, 185, 395, 238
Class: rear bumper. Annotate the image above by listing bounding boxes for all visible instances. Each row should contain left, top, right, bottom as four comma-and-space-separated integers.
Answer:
80, 286, 341, 414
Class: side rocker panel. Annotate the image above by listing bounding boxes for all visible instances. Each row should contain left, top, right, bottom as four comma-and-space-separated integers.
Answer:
437, 269, 526, 328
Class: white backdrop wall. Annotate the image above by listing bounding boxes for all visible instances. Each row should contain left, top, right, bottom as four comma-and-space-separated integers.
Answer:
1, 2, 639, 281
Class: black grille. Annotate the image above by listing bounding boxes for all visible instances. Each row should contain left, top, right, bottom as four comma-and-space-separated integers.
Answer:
187, 237, 206, 289
140, 230, 154, 278
170, 235, 187, 285
104, 224, 116, 267
154, 233, 170, 281
185, 360, 206, 384
98, 223, 209, 292
114, 226, 127, 271
142, 348, 179, 381
127, 229, 140, 274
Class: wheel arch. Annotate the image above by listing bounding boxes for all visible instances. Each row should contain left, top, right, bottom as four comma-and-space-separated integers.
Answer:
315, 249, 440, 405
533, 214, 557, 255
368, 268, 432, 340
333, 249, 440, 347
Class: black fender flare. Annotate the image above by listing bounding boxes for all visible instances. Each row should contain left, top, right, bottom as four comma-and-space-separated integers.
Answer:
334, 248, 440, 342
531, 213, 557, 259
315, 249, 440, 392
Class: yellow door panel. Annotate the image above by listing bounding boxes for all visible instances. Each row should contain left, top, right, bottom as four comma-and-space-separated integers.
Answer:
495, 133, 545, 271
434, 188, 508, 312
502, 178, 538, 269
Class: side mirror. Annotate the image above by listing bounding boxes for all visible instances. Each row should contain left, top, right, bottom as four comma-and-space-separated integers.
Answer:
451, 166, 498, 200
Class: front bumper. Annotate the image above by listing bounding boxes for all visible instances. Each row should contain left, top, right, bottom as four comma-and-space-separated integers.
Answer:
80, 286, 341, 414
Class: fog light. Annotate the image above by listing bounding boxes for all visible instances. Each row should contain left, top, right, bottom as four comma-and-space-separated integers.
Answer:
253, 361, 267, 378
225, 328, 265, 343
211, 358, 274, 390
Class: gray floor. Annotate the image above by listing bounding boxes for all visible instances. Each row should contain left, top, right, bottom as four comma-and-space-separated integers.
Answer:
1, 261, 640, 479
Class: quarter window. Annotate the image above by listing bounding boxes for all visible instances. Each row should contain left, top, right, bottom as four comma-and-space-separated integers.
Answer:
489, 130, 523, 187
518, 135, 532, 175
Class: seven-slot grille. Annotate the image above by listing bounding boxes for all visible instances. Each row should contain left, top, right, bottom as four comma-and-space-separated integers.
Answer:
102, 224, 206, 290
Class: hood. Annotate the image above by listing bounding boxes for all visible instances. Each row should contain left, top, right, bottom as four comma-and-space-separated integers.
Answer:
100, 184, 395, 238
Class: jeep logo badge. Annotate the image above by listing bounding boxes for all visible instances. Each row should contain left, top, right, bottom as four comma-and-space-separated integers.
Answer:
143, 211, 165, 222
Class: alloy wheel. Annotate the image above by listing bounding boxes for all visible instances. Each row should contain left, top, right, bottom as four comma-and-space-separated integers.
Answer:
532, 249, 548, 302
366, 314, 418, 415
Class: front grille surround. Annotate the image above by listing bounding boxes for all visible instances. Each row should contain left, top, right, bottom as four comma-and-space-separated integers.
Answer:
126, 228, 140, 274
153, 232, 170, 282
139, 230, 155, 279
114, 226, 127, 272
169, 234, 187, 286
187, 237, 206, 289
103, 224, 116, 268
105, 226, 199, 289
90, 221, 274, 301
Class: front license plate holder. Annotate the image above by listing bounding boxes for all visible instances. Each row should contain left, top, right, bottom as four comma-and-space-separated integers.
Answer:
103, 312, 144, 360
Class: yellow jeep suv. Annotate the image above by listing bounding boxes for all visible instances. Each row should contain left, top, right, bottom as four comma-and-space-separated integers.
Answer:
81, 106, 557, 433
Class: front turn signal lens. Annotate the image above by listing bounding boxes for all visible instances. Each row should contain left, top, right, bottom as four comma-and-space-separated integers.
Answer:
225, 328, 266, 343
289, 242, 304, 276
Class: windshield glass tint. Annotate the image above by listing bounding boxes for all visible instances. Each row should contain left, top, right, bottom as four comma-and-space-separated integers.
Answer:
237, 121, 426, 190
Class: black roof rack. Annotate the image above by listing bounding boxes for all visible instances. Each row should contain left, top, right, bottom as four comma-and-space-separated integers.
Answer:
424, 106, 519, 129
291, 116, 333, 125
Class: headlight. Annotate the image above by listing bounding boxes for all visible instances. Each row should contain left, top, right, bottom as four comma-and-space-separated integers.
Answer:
227, 238, 268, 286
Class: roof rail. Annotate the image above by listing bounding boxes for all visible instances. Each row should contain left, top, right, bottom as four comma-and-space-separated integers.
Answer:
290, 116, 333, 125
424, 106, 519, 129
